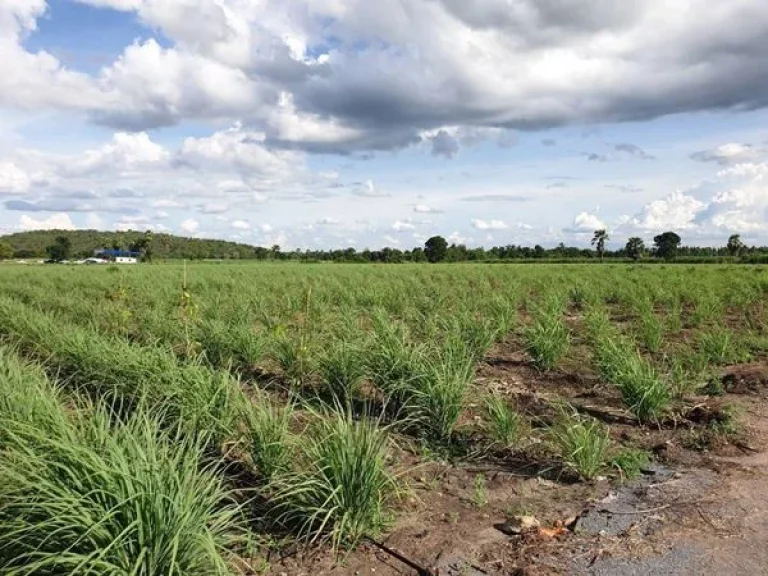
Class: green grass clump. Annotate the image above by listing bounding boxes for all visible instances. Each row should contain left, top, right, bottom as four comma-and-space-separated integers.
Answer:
409, 342, 474, 441
595, 336, 671, 422
548, 406, 611, 481
0, 408, 244, 575
0, 296, 244, 443
245, 394, 295, 481
0, 346, 71, 448
639, 309, 664, 353
272, 412, 396, 549
318, 340, 366, 403
698, 329, 748, 365
524, 309, 570, 371
610, 448, 650, 481
484, 394, 522, 449
197, 318, 264, 370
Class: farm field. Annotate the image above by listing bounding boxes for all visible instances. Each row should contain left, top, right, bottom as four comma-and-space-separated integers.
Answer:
1, 262, 768, 574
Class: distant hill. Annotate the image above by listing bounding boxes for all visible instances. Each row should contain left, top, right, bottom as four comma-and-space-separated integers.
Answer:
0, 230, 267, 260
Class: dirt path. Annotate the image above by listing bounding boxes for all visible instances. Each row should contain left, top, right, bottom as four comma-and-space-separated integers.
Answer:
568, 401, 768, 575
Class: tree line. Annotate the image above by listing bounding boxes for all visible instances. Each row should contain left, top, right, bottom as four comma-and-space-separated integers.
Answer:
0, 229, 766, 264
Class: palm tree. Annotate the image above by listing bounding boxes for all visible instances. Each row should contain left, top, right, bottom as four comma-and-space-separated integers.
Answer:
591, 229, 609, 261
727, 234, 745, 257
625, 237, 645, 261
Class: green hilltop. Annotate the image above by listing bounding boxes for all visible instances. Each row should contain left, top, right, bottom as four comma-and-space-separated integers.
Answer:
0, 230, 265, 260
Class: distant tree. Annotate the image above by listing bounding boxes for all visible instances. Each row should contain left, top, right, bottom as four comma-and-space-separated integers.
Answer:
424, 235, 448, 263
45, 236, 72, 262
533, 244, 546, 259
591, 229, 610, 261
0, 242, 13, 260
727, 234, 745, 257
129, 233, 152, 262
625, 237, 645, 261
410, 247, 426, 262
653, 231, 681, 260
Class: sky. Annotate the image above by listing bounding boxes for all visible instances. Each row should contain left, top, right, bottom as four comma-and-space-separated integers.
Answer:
1, 0, 768, 250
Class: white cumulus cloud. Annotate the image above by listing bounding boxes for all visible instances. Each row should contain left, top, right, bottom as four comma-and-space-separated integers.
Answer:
471, 218, 508, 231
19, 212, 75, 231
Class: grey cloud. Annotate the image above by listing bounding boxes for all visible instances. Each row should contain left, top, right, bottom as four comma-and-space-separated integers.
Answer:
615, 143, 654, 159
690, 143, 757, 165
108, 188, 145, 198
14, 0, 768, 158
57, 190, 101, 199
542, 139, 557, 147
585, 153, 609, 162
461, 194, 530, 202
605, 184, 643, 193
5, 199, 139, 214
430, 130, 460, 159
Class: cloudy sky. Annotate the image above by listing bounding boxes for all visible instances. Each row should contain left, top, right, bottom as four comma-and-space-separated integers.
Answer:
1, 0, 768, 249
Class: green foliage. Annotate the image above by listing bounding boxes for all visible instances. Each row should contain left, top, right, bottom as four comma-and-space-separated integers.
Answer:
548, 406, 611, 481
424, 235, 448, 263
0, 242, 13, 260
591, 229, 610, 260
625, 237, 645, 261
727, 234, 745, 257
484, 393, 522, 449
698, 329, 749, 365
245, 394, 295, 481
524, 306, 570, 370
272, 412, 395, 549
45, 235, 72, 262
0, 407, 244, 575
653, 231, 682, 260
610, 449, 650, 481
595, 336, 670, 422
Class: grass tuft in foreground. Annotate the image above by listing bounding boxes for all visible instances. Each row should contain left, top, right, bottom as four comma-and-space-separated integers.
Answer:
0, 407, 244, 575
272, 410, 396, 550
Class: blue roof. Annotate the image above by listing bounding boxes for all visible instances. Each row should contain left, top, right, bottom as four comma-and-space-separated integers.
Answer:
96, 249, 140, 257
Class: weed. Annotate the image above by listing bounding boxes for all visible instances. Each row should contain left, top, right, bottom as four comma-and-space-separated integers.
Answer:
471, 474, 488, 508
610, 449, 650, 481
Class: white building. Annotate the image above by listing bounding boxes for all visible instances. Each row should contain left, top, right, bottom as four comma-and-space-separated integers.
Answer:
114, 257, 137, 264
